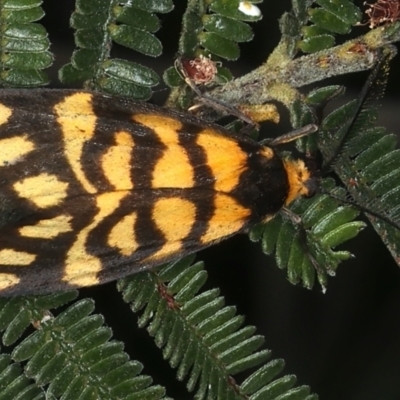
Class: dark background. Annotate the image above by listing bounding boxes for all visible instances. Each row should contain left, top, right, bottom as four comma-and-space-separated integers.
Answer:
41, 1, 400, 399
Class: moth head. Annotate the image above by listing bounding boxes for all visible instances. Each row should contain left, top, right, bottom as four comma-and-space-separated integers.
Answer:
283, 157, 319, 206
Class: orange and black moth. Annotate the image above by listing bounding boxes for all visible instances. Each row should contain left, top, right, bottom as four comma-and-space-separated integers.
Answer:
0, 89, 315, 295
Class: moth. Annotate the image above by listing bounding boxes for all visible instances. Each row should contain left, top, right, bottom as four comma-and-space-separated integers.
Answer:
0, 50, 395, 295
0, 89, 316, 295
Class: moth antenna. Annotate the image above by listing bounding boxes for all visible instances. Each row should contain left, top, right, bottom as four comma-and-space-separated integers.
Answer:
320, 188, 400, 231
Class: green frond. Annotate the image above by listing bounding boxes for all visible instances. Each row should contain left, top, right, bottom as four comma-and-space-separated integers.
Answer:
0, 292, 78, 346
195, 1, 259, 60
164, 0, 262, 104
308, 0, 361, 33
249, 85, 364, 290
0, 297, 167, 400
118, 256, 317, 399
250, 49, 400, 289
59, 0, 171, 99
318, 47, 400, 265
332, 120, 400, 264
0, 353, 45, 399
301, 0, 361, 52
281, 0, 361, 54
0, 0, 52, 87
250, 180, 365, 289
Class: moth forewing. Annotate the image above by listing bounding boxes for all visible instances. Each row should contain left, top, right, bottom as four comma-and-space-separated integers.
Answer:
0, 89, 316, 295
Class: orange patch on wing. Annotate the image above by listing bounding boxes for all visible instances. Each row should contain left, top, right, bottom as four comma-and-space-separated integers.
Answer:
0, 249, 36, 265
19, 215, 72, 239
148, 197, 196, 260
201, 193, 250, 244
102, 131, 134, 190
0, 273, 20, 290
13, 173, 69, 208
108, 212, 139, 256
132, 113, 194, 188
0, 103, 12, 126
196, 129, 247, 192
54, 92, 97, 194
64, 191, 128, 287
0, 136, 35, 167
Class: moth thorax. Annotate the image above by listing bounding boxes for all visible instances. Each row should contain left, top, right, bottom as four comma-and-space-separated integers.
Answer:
282, 158, 317, 205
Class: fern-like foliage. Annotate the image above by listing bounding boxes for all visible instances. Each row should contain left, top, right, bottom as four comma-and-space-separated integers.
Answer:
0, 292, 167, 399
0, 354, 46, 399
251, 47, 400, 288
0, 0, 52, 87
164, 0, 263, 107
339, 126, 400, 261
300, 0, 361, 52
59, 0, 173, 99
0, 0, 398, 398
320, 47, 400, 264
181, 0, 261, 60
279, 0, 361, 56
250, 180, 365, 289
118, 256, 318, 400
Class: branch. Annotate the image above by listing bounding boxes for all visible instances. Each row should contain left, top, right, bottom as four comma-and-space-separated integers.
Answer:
208, 23, 400, 110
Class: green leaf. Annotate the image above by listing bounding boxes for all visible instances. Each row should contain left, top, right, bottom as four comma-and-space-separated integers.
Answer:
309, 8, 351, 34
75, 28, 104, 49
253, 182, 364, 289
298, 34, 335, 52
210, 0, 262, 22
60, 0, 165, 97
306, 85, 344, 105
0, 354, 45, 400
163, 66, 183, 88
114, 6, 160, 32
298, 0, 362, 52
2, 0, 43, 9
321, 221, 366, 247
203, 14, 254, 42
58, 63, 94, 84
2, 51, 52, 69
102, 59, 159, 87
71, 49, 102, 70
75, 0, 109, 13
109, 25, 162, 56
3, 7, 44, 23
2, 308, 31, 346
7, 298, 167, 400
254, 375, 298, 399
95, 76, 153, 99
320, 49, 400, 267
199, 32, 240, 60
316, 0, 361, 25
241, 359, 285, 394
118, 257, 317, 398
71, 11, 108, 29
0, 3, 51, 87
129, 0, 174, 13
